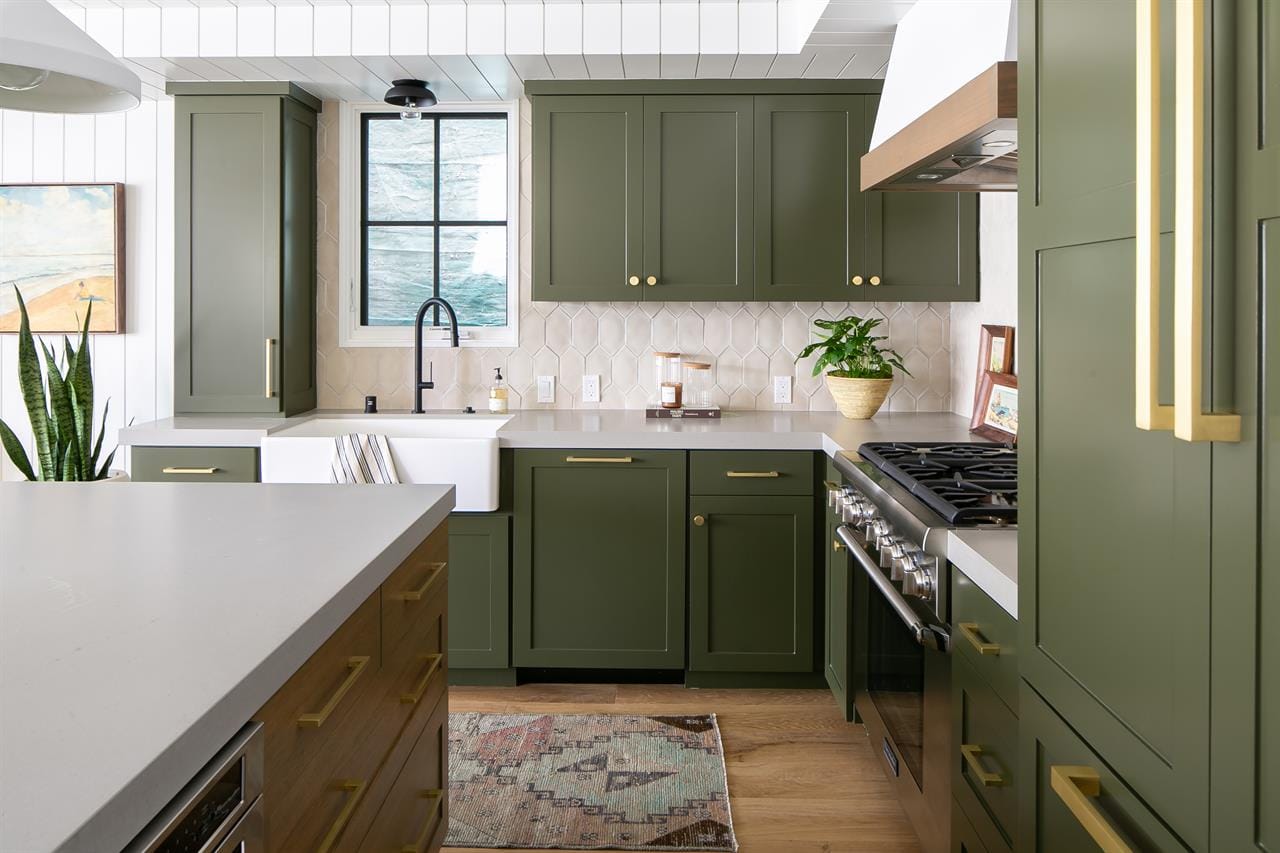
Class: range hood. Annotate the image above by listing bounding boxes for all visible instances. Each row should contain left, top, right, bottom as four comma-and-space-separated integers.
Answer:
861, 0, 1017, 192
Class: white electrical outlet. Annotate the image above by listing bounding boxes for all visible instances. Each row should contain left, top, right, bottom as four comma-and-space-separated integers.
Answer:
582, 374, 601, 403
536, 375, 556, 404
773, 375, 793, 404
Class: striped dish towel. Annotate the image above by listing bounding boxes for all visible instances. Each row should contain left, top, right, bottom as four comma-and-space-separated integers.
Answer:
330, 434, 401, 484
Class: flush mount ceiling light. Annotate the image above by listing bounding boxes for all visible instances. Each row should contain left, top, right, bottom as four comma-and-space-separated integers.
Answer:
0, 0, 140, 113
384, 79, 437, 121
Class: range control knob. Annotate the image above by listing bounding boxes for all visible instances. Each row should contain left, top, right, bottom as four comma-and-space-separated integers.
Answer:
901, 554, 938, 599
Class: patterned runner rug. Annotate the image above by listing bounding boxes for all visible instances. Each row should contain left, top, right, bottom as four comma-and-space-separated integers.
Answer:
445, 712, 738, 851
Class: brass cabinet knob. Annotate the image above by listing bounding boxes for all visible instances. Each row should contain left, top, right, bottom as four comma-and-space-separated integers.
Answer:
646, 275, 658, 286
693, 515, 706, 526
628, 275, 640, 286
851, 275, 864, 286
869, 275, 882, 286
833, 538, 846, 552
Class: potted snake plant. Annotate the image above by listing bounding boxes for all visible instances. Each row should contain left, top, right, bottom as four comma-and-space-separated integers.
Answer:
0, 287, 120, 481
796, 315, 910, 419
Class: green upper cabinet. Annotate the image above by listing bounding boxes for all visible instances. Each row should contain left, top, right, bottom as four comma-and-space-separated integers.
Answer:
513, 450, 686, 669
643, 96, 754, 300
532, 95, 643, 302
754, 94, 864, 301
172, 84, 318, 416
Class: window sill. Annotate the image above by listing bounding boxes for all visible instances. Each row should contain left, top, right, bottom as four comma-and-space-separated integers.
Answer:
339, 325, 517, 349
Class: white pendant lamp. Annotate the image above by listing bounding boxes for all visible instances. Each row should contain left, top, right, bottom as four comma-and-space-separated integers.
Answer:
0, 0, 141, 113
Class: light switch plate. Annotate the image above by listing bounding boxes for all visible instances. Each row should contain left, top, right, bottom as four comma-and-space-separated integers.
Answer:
773, 375, 792, 404
536, 375, 556, 403
582, 374, 601, 403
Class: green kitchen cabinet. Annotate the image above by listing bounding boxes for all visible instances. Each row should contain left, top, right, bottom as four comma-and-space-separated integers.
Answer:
951, 799, 989, 853
171, 83, 318, 416
447, 514, 510, 670
823, 469, 856, 722
688, 494, 814, 673
513, 450, 686, 669
130, 445, 260, 482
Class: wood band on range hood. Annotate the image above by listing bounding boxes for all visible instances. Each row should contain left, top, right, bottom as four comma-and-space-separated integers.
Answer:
860, 61, 1017, 192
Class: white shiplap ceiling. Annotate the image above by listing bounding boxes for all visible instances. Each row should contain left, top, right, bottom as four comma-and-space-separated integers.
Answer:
49, 0, 912, 101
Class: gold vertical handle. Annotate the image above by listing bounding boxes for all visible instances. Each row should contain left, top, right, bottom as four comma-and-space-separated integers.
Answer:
1172, 0, 1239, 442
401, 653, 444, 704
1135, 0, 1174, 432
960, 744, 1004, 786
400, 790, 445, 853
264, 338, 276, 398
297, 656, 371, 727
958, 622, 1001, 656
1050, 766, 1134, 853
628, 275, 640, 287
317, 779, 368, 853
395, 563, 446, 601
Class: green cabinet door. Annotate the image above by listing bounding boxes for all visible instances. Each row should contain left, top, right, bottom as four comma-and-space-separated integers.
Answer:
688, 494, 814, 673
513, 450, 685, 669
824, 510, 855, 721
532, 96, 643, 302
447, 514, 510, 669
642, 96, 753, 300
754, 94, 866, 301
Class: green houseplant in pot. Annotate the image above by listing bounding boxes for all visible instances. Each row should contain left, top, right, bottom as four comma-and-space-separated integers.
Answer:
0, 288, 118, 481
796, 315, 909, 419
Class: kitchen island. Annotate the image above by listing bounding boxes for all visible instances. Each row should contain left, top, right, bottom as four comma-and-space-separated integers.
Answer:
0, 482, 454, 853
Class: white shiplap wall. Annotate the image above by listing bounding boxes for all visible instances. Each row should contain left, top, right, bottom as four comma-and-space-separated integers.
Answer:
0, 103, 174, 480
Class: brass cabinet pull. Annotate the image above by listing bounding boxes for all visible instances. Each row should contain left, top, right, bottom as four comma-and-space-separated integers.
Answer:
958, 622, 1000, 656
161, 466, 219, 475
297, 656, 371, 728
1171, 0, 1239, 442
851, 275, 864, 286
693, 515, 706, 527
1050, 766, 1134, 853
264, 338, 275, 398
317, 779, 367, 853
869, 275, 881, 286
960, 744, 1004, 787
646, 275, 657, 286
726, 470, 780, 478
565, 456, 633, 463
401, 789, 445, 853
401, 653, 444, 704
833, 538, 845, 552
395, 563, 446, 602
628, 275, 640, 287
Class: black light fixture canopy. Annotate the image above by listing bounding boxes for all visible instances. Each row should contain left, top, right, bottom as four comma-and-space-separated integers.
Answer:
384, 78, 436, 119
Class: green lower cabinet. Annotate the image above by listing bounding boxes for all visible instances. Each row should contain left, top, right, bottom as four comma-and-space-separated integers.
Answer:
513, 450, 686, 669
951, 799, 989, 853
688, 494, 814, 673
952, 657, 1015, 853
1018, 683, 1190, 852
824, 509, 856, 721
447, 514, 510, 670
130, 445, 260, 482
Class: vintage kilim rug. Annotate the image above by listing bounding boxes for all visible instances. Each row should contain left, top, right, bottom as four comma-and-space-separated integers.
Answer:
444, 712, 738, 851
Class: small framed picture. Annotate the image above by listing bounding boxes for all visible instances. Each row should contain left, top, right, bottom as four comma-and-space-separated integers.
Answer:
978, 324, 1015, 375
971, 371, 1019, 443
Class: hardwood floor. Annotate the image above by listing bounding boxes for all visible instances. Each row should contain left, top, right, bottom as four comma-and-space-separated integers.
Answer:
444, 684, 922, 853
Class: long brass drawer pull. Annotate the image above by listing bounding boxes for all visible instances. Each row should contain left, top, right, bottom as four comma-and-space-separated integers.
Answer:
161, 466, 219, 475
317, 779, 367, 853
401, 789, 445, 853
726, 471, 780, 478
565, 456, 633, 463
297, 656, 371, 728
401, 653, 445, 704
1050, 766, 1134, 853
396, 563, 446, 602
958, 622, 1000, 656
960, 744, 1004, 787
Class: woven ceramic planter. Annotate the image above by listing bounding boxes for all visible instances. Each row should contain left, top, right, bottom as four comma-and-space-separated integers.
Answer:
825, 374, 893, 419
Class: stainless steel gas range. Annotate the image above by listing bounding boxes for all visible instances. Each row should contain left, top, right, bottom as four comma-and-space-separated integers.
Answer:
830, 442, 1017, 853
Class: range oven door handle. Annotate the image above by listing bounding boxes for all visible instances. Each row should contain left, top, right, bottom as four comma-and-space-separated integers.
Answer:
836, 524, 948, 652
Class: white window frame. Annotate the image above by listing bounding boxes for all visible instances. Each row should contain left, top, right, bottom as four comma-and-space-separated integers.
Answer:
338, 100, 520, 348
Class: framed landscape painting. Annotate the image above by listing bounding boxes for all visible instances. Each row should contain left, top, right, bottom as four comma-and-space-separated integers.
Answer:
0, 183, 125, 333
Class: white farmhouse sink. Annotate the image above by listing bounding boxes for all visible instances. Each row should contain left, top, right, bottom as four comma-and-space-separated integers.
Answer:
260, 415, 511, 511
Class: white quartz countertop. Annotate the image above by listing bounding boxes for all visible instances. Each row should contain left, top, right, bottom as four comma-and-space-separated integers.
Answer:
948, 529, 1018, 618
118, 409, 975, 456
0, 482, 454, 853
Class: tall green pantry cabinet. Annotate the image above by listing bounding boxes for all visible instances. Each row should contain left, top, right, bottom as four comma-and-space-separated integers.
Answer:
171, 83, 319, 416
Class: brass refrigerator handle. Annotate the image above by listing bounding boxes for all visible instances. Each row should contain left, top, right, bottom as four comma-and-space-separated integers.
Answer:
264, 338, 276, 399
1050, 766, 1134, 853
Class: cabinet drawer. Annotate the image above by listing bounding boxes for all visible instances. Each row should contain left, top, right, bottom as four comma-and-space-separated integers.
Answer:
130, 445, 259, 482
385, 577, 449, 722
358, 694, 449, 853
383, 523, 449, 654
953, 657, 1017, 852
690, 451, 815, 495
952, 798, 990, 853
952, 567, 1018, 713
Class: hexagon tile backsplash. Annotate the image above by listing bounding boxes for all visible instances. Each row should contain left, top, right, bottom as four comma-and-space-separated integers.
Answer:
315, 101, 953, 414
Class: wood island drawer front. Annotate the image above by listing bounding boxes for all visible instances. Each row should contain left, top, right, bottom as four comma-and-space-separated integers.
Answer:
386, 581, 449, 718
689, 451, 815, 495
358, 694, 449, 853
952, 567, 1018, 713
130, 445, 260, 482
384, 524, 449, 653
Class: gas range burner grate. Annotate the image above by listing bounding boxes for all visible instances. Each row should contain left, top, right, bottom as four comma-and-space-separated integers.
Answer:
859, 442, 1019, 526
